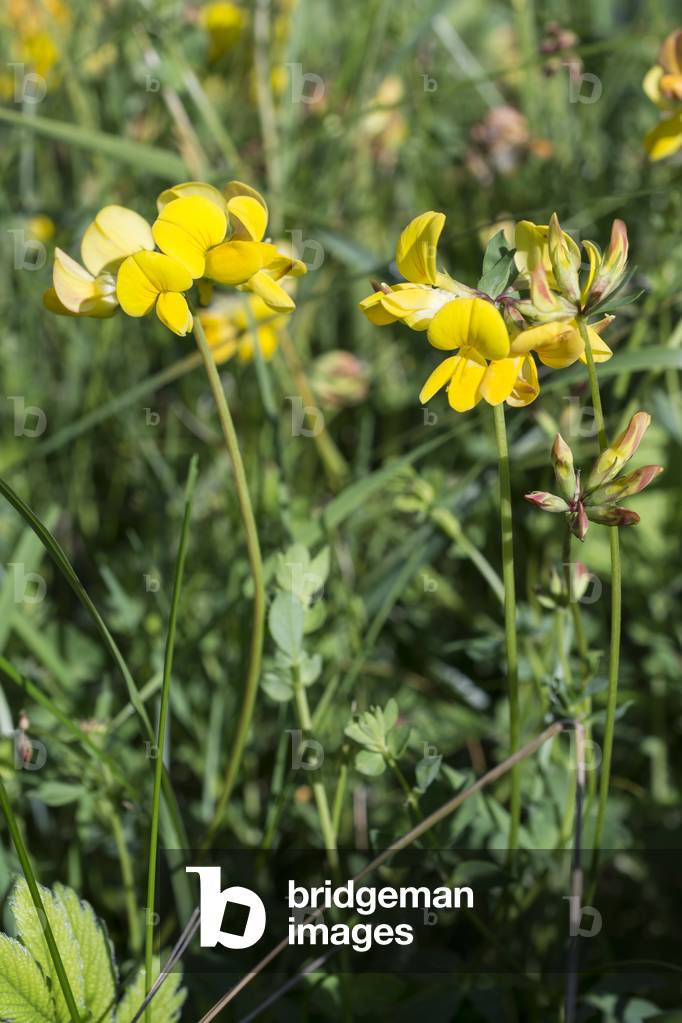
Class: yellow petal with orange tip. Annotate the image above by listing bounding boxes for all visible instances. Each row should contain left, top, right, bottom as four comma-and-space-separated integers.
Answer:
507, 355, 540, 408
419, 355, 459, 404
205, 240, 278, 285
480, 356, 524, 405
153, 196, 228, 278
427, 297, 510, 359
644, 111, 682, 161
227, 195, 268, 241
116, 251, 193, 317
447, 350, 487, 412
156, 181, 227, 214
156, 292, 193, 335
81, 205, 154, 276
396, 211, 445, 285
246, 270, 295, 312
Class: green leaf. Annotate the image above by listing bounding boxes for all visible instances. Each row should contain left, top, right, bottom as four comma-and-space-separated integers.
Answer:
262, 672, 294, 703
268, 592, 305, 660
355, 750, 386, 776
415, 754, 443, 794
55, 885, 117, 1023
299, 653, 322, 687
30, 783, 83, 808
11, 880, 86, 1023
383, 699, 399, 733
115, 957, 186, 1023
0, 934, 53, 1023
477, 231, 517, 298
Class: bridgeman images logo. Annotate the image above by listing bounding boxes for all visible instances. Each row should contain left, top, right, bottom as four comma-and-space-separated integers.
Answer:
186, 865, 475, 953
186, 868, 267, 949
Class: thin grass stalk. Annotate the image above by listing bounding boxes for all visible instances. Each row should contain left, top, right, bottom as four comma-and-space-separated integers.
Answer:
144, 457, 198, 1018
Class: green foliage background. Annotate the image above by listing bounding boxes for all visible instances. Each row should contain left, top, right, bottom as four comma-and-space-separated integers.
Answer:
1, 0, 682, 1019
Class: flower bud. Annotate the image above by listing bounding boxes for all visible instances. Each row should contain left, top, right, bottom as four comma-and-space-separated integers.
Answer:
586, 411, 651, 490
548, 212, 580, 302
585, 219, 629, 306
311, 350, 371, 409
570, 561, 591, 602
551, 433, 577, 500
586, 464, 663, 506
570, 503, 590, 541
524, 491, 569, 512
586, 506, 641, 528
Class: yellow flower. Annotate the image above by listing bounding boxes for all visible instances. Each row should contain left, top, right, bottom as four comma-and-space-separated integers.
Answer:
643, 28, 682, 160
44, 205, 154, 319
200, 2, 246, 61
514, 218, 581, 288
198, 295, 285, 365
116, 252, 194, 336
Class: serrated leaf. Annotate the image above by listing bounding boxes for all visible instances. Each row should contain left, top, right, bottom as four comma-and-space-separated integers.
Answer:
355, 750, 386, 776
262, 672, 294, 703
0, 934, 53, 1023
11, 880, 85, 1023
268, 592, 305, 659
115, 957, 186, 1023
55, 884, 117, 1023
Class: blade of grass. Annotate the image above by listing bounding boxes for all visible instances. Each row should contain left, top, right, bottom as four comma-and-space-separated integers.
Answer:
0, 107, 189, 179
0, 776, 82, 1023
144, 456, 198, 1019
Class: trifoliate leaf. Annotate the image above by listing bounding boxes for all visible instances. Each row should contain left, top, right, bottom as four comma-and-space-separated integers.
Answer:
0, 934, 53, 1023
54, 884, 117, 1023
268, 591, 305, 660
115, 956, 186, 1023
354, 750, 386, 776
11, 880, 85, 1023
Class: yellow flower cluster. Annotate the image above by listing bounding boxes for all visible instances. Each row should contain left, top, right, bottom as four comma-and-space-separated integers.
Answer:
643, 28, 682, 161
360, 211, 626, 413
44, 181, 306, 337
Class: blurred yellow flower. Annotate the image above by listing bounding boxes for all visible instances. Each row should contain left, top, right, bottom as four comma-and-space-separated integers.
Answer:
643, 28, 682, 160
201, 2, 246, 61
0, 0, 70, 89
198, 295, 285, 365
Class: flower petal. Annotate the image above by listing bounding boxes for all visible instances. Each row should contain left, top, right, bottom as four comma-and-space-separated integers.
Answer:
395, 211, 445, 285
427, 297, 510, 359
156, 292, 193, 335
52, 247, 118, 317
245, 270, 295, 312
116, 252, 193, 316
81, 205, 154, 276
447, 349, 487, 412
204, 240, 278, 285
418, 355, 459, 404
507, 355, 540, 407
156, 181, 227, 214
227, 195, 268, 241
480, 355, 524, 405
380, 285, 451, 331
153, 196, 228, 278
359, 290, 398, 325
644, 111, 682, 161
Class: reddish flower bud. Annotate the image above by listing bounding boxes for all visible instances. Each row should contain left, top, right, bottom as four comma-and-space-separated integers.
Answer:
525, 491, 569, 512
570, 502, 590, 541
551, 433, 577, 500
586, 505, 641, 528
586, 411, 651, 490
587, 464, 663, 506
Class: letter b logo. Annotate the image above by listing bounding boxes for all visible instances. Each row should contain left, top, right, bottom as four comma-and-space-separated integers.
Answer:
186, 867, 266, 949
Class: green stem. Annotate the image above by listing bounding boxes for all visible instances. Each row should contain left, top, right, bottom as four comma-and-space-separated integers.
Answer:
577, 318, 622, 876
0, 776, 82, 1023
107, 799, 142, 955
292, 672, 339, 869
193, 320, 266, 847
492, 403, 521, 852
145, 458, 197, 1016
